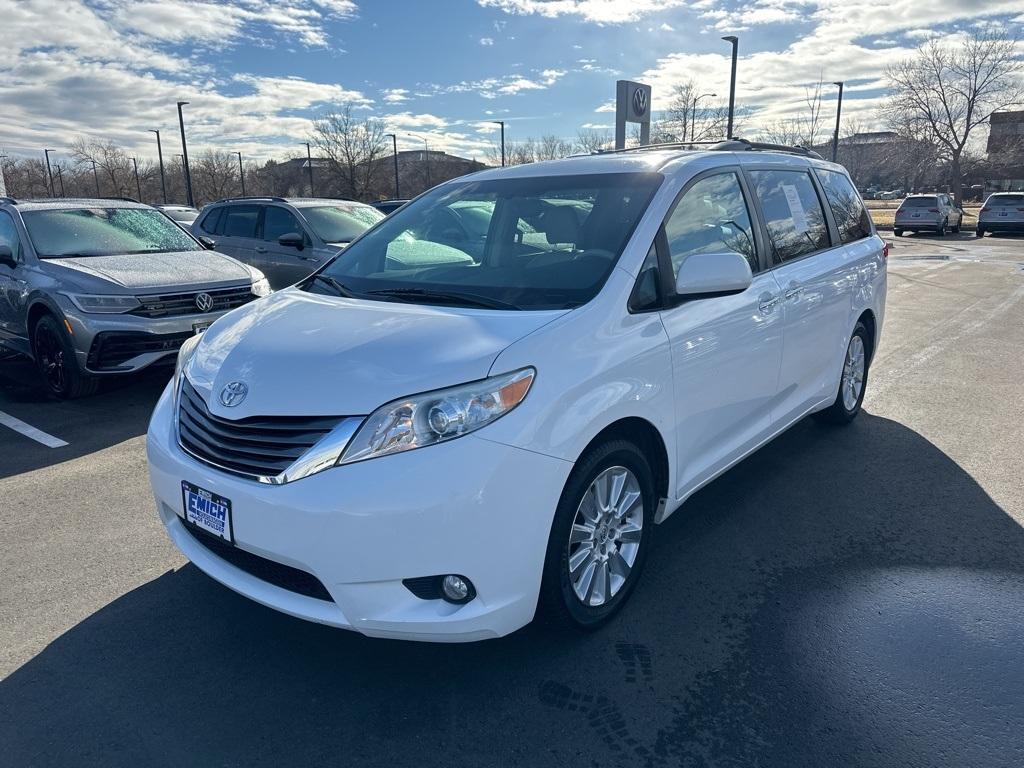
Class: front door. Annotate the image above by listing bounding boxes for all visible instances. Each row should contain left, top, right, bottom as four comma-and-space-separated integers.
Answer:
657, 170, 784, 497
260, 205, 319, 288
0, 211, 27, 346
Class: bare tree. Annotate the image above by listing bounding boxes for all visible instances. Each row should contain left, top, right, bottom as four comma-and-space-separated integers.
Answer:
654, 80, 730, 143
191, 150, 239, 204
884, 28, 1023, 199
310, 104, 388, 200
575, 128, 612, 154
70, 138, 135, 197
536, 134, 574, 161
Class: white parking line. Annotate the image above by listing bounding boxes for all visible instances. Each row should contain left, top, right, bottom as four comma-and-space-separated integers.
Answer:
0, 411, 68, 448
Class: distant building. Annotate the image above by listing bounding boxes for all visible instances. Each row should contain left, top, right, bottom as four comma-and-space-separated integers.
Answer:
984, 111, 1024, 193
986, 110, 1024, 155
372, 149, 487, 199
812, 131, 936, 192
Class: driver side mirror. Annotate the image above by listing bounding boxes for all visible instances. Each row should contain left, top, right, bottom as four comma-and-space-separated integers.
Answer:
674, 252, 752, 299
198, 236, 217, 250
0, 245, 16, 268
278, 232, 305, 250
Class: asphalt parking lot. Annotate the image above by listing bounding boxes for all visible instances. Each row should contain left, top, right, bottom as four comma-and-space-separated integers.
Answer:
1, 232, 1023, 767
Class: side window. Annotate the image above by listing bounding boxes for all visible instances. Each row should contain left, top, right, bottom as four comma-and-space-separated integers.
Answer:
0, 212, 21, 261
263, 206, 303, 242
221, 205, 260, 239
201, 207, 223, 235
748, 169, 830, 263
664, 172, 758, 277
629, 242, 661, 312
816, 169, 872, 243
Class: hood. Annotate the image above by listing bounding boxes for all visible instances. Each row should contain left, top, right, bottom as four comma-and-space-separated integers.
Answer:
43, 250, 252, 292
185, 288, 565, 417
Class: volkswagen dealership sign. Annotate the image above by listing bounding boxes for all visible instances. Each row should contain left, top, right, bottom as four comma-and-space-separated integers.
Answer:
615, 80, 652, 149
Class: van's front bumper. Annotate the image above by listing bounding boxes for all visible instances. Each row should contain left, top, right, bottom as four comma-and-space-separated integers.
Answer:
146, 383, 572, 642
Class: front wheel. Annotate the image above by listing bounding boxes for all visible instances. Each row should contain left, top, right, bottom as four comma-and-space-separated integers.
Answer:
32, 315, 98, 399
937, 219, 948, 236
538, 440, 655, 629
813, 321, 869, 425
951, 217, 961, 234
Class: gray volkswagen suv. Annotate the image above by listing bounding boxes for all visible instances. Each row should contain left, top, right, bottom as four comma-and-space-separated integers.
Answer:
192, 197, 384, 289
0, 197, 271, 398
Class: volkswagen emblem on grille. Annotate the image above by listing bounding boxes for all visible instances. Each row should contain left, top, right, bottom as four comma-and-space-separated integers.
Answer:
195, 292, 214, 313
632, 87, 648, 117
219, 381, 248, 407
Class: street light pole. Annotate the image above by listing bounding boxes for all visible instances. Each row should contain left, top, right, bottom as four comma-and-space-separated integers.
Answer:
690, 92, 717, 143
43, 149, 56, 197
385, 133, 400, 198
304, 142, 315, 196
91, 159, 100, 197
831, 81, 845, 162
55, 165, 65, 197
132, 157, 142, 201
176, 101, 194, 207
721, 36, 739, 139
491, 120, 505, 166
236, 151, 246, 196
149, 129, 167, 203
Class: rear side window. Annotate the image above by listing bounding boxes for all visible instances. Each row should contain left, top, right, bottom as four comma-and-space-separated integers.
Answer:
989, 194, 1024, 206
0, 211, 21, 260
903, 197, 937, 208
748, 169, 830, 263
663, 172, 758, 276
816, 169, 872, 243
221, 205, 260, 238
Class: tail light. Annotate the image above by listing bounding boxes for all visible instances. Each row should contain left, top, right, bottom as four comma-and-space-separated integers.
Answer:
882, 242, 889, 259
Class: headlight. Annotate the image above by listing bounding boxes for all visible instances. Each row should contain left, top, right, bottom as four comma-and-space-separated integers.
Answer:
337, 368, 535, 465
64, 293, 141, 313
251, 276, 272, 297
171, 333, 202, 408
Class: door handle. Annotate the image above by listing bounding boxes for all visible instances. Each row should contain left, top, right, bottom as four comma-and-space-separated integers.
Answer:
254, 246, 267, 254
758, 294, 779, 313
784, 287, 802, 300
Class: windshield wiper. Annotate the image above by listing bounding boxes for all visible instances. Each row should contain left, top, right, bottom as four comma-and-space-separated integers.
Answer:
305, 274, 360, 298
366, 287, 521, 311
42, 251, 110, 259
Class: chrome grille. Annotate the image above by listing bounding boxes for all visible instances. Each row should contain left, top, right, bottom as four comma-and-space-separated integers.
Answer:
134, 285, 255, 318
177, 380, 343, 479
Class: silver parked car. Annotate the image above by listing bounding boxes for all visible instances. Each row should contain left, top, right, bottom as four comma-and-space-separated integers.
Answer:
192, 197, 385, 289
0, 197, 271, 398
977, 192, 1024, 237
893, 193, 963, 236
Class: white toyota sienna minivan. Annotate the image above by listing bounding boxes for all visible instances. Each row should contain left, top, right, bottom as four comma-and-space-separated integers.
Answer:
147, 141, 887, 642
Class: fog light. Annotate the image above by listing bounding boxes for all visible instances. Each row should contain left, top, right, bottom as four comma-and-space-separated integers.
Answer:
441, 574, 474, 603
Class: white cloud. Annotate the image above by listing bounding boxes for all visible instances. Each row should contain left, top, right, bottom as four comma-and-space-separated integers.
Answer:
382, 88, 409, 103
477, 0, 689, 24
480, 36, 495, 45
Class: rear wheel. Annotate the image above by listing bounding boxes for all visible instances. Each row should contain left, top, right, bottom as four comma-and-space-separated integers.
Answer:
894, 228, 904, 237
813, 321, 869, 425
538, 440, 655, 629
977, 228, 986, 238
32, 315, 98, 399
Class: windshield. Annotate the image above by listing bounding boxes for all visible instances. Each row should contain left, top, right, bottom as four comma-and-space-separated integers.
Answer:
902, 197, 937, 208
305, 172, 662, 311
164, 208, 198, 223
23, 208, 202, 258
301, 205, 384, 243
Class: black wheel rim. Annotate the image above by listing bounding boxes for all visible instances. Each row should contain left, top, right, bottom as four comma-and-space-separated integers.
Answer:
35, 324, 67, 393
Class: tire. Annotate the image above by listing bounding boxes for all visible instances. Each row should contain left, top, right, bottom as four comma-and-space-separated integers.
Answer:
538, 439, 656, 630
813, 321, 870, 425
977, 228, 986, 238
951, 217, 961, 234
937, 219, 947, 236
32, 314, 99, 399
894, 229, 904, 237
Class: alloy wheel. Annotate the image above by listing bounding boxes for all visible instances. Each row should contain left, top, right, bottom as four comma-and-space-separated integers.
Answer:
567, 466, 644, 607
841, 334, 865, 411
35, 324, 67, 393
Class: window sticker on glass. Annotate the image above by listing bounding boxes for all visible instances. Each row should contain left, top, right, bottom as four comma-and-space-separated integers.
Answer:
782, 184, 809, 233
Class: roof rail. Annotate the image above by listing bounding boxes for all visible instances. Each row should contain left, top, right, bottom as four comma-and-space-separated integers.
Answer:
98, 196, 140, 202
213, 196, 289, 204
711, 138, 824, 159
592, 138, 823, 160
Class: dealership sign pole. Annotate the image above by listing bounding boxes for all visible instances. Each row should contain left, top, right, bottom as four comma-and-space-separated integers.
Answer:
615, 80, 652, 150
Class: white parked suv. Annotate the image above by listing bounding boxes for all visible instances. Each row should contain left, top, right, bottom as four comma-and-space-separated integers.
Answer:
147, 140, 887, 642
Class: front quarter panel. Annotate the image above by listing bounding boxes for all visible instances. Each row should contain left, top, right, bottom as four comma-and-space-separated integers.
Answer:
482, 268, 675, 488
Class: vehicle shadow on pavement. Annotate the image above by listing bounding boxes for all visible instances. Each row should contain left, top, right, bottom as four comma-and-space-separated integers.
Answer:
3, 413, 1024, 768
0, 355, 169, 479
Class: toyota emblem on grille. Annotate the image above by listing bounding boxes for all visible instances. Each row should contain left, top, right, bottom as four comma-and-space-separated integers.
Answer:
632, 87, 648, 117
219, 381, 248, 407
195, 292, 214, 312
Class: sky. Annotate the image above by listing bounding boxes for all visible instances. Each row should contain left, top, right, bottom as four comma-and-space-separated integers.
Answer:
1, 0, 1022, 168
